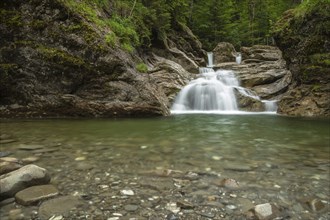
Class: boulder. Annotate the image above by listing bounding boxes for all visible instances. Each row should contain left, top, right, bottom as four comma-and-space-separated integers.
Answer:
213, 46, 292, 110
148, 55, 193, 104
212, 42, 237, 64
0, 164, 50, 200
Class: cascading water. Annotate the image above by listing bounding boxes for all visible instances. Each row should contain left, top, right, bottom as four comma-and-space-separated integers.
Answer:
207, 52, 214, 67
171, 68, 238, 112
171, 52, 277, 114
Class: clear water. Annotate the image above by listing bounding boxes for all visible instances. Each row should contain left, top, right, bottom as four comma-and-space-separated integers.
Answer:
1, 115, 329, 218
1, 115, 329, 173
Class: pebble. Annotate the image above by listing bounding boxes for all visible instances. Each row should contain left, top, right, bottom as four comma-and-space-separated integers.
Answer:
254, 203, 273, 219
307, 198, 326, 212
165, 202, 180, 214
18, 144, 44, 150
120, 189, 134, 196
124, 204, 139, 212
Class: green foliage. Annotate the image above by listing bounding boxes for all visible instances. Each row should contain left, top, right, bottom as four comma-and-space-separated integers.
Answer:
136, 62, 148, 73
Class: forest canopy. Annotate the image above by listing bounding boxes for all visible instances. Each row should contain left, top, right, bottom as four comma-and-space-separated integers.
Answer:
64, 0, 319, 51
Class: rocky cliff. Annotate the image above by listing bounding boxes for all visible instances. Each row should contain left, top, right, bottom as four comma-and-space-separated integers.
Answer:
273, 1, 330, 117
0, 0, 203, 118
213, 43, 292, 112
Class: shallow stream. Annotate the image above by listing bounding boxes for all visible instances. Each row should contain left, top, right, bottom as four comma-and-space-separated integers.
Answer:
1, 114, 329, 219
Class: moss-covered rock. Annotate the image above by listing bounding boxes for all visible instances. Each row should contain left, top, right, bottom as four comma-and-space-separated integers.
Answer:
0, 0, 170, 117
273, 1, 330, 117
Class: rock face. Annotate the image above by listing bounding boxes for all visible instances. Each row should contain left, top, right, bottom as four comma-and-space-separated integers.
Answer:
273, 2, 330, 117
212, 42, 237, 63
0, 0, 202, 118
214, 45, 292, 112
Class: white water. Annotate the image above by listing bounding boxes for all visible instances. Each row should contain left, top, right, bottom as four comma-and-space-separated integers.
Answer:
171, 53, 277, 115
235, 53, 242, 64
207, 52, 214, 67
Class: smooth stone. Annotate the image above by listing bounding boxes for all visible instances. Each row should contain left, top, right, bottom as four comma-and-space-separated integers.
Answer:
15, 184, 59, 206
22, 156, 40, 164
0, 197, 15, 206
18, 144, 44, 150
254, 203, 273, 219
0, 151, 12, 157
0, 164, 50, 200
38, 196, 82, 220
196, 211, 215, 218
0, 157, 21, 163
306, 198, 326, 212
0, 139, 16, 144
214, 178, 240, 189
75, 162, 95, 171
124, 204, 139, 212
0, 161, 23, 175
120, 189, 134, 196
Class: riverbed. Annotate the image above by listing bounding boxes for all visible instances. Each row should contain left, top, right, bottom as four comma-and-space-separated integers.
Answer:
1, 114, 329, 219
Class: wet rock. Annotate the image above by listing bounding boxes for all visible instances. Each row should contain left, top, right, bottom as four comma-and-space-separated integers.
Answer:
214, 178, 240, 189
0, 151, 12, 157
250, 203, 280, 220
0, 139, 16, 144
9, 208, 24, 220
38, 195, 83, 220
0, 161, 23, 175
165, 202, 180, 214
22, 156, 39, 164
306, 198, 326, 212
196, 211, 215, 218
15, 184, 59, 206
0, 197, 15, 206
212, 42, 237, 63
120, 189, 134, 196
0, 164, 50, 200
176, 200, 195, 209
124, 204, 139, 212
18, 144, 44, 151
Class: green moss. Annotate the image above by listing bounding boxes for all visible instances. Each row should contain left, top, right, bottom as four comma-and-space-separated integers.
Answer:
105, 33, 117, 47
136, 62, 148, 73
28, 20, 47, 30
309, 53, 330, 66
37, 45, 85, 67
0, 9, 23, 27
311, 84, 322, 92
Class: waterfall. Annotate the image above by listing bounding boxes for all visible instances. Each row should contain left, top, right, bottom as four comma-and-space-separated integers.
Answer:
235, 53, 242, 64
171, 53, 277, 115
171, 68, 238, 112
207, 52, 214, 67
262, 100, 278, 112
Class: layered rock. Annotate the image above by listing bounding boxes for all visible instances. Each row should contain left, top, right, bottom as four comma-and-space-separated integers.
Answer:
273, 2, 330, 117
0, 0, 202, 118
214, 45, 292, 112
